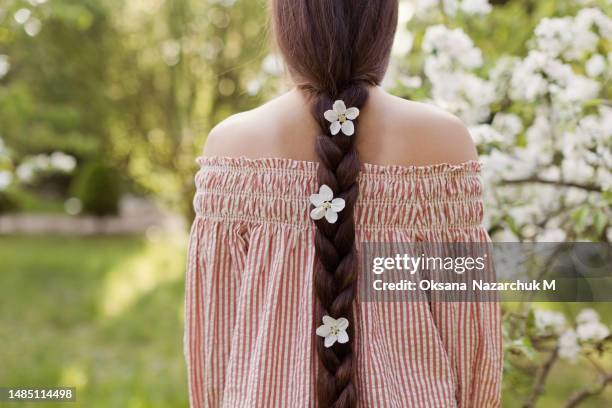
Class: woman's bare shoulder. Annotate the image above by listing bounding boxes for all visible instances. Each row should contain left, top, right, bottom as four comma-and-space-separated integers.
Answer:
203, 91, 317, 160
359, 90, 478, 166
398, 97, 478, 164
203, 101, 275, 158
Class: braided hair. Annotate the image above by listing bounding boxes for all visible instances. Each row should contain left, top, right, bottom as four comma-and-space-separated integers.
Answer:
271, 1, 398, 406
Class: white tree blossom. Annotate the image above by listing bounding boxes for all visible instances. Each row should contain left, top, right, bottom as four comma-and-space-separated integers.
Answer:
535, 309, 566, 335
0, 170, 12, 191
492, 113, 523, 140
558, 329, 581, 362
575, 309, 610, 342
414, 0, 492, 17
460, 0, 491, 15
585, 54, 606, 77
0, 55, 9, 78
422, 25, 495, 124
14, 152, 77, 183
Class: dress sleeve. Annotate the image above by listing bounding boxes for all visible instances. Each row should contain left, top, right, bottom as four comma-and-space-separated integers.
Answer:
183, 216, 248, 408
428, 237, 503, 408
470, 235, 503, 406
468, 298, 502, 407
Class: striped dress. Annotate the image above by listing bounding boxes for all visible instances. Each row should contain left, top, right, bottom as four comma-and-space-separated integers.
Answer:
184, 156, 502, 408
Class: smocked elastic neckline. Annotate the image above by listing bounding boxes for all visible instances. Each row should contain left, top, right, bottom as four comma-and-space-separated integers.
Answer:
196, 155, 482, 176
193, 155, 485, 229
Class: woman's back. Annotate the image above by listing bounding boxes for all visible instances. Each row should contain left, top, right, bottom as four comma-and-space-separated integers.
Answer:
184, 88, 502, 408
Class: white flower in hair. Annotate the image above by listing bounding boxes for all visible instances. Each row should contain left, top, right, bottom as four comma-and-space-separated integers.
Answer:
324, 100, 360, 136
309, 184, 345, 224
316, 315, 349, 348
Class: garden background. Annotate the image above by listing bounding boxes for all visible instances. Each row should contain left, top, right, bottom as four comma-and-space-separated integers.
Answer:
0, 0, 610, 407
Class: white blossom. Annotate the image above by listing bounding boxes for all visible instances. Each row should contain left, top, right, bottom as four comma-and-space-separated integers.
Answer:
14, 8, 31, 24
14, 152, 78, 183
420, 25, 499, 124
428, 72, 495, 124
468, 124, 504, 145
0, 170, 12, 191
491, 229, 519, 242
508, 205, 537, 226
575, 8, 612, 40
489, 56, 519, 97
442, 0, 459, 17
561, 156, 595, 182
16, 163, 35, 182
480, 148, 536, 181
460, 0, 492, 16
524, 111, 554, 166
393, 28, 414, 56
535, 228, 566, 242
414, 0, 439, 17
423, 25, 483, 70
492, 113, 524, 139
261, 53, 284, 76
558, 329, 580, 362
510, 51, 578, 102
533, 9, 611, 61
406, 0, 491, 17
24, 18, 41, 37
398, 74, 423, 89
316, 315, 349, 348
509, 52, 548, 102
324, 100, 359, 136
309, 184, 346, 224
585, 54, 606, 77
50, 151, 77, 173
535, 309, 566, 335
576, 308, 600, 325
576, 321, 610, 342
246, 78, 262, 96
556, 309, 611, 344
597, 167, 612, 190
535, 17, 578, 58
0, 55, 9, 78
555, 74, 600, 103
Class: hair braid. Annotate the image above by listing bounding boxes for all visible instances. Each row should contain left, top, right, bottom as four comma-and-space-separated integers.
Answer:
310, 84, 369, 408
271, 1, 398, 406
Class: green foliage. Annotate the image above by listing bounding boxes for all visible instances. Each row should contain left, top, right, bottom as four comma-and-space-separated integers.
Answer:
1, 0, 271, 215
8, 187, 66, 213
0, 190, 19, 214
103, 0, 270, 215
71, 161, 120, 216
0, 0, 113, 159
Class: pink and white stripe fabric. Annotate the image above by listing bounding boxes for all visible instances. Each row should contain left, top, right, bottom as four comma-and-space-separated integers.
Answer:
184, 156, 502, 407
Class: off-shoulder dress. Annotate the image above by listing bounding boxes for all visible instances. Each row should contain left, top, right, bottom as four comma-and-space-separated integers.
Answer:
184, 156, 502, 408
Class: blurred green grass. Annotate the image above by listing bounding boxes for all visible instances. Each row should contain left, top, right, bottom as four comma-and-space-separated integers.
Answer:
0, 235, 189, 408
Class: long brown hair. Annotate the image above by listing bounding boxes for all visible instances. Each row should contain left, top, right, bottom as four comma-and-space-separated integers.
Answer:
271, 1, 398, 406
